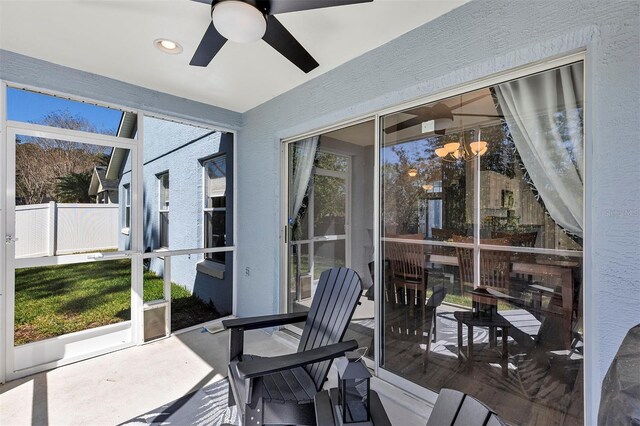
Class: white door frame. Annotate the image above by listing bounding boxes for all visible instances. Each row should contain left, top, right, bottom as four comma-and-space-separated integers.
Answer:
3, 124, 139, 380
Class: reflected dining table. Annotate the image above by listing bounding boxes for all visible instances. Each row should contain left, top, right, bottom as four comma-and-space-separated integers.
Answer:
425, 248, 577, 348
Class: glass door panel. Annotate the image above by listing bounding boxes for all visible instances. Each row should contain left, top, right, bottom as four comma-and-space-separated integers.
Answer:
285, 120, 375, 362
379, 62, 584, 425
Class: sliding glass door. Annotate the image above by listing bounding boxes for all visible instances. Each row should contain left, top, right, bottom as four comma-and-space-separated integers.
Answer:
284, 120, 375, 360
379, 62, 584, 425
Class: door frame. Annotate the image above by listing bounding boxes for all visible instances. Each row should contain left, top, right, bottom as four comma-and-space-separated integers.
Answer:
279, 117, 375, 365
3, 123, 139, 380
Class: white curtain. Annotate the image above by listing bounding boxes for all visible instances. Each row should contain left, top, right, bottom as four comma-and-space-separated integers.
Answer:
494, 63, 584, 237
289, 135, 319, 223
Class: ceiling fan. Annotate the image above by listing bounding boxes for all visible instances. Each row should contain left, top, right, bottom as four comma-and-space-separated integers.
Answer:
189, 0, 373, 73
383, 93, 503, 135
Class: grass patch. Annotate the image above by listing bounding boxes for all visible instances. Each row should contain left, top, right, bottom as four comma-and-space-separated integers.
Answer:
15, 259, 220, 345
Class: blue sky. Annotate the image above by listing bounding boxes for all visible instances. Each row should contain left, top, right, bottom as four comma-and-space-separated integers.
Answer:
7, 88, 123, 134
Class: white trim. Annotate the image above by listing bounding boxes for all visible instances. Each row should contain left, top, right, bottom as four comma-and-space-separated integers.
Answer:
279, 141, 288, 315
141, 245, 235, 259
373, 113, 380, 375
6, 120, 135, 149
582, 48, 593, 426
7, 321, 134, 381
131, 113, 144, 344
4, 128, 17, 380
0, 81, 7, 384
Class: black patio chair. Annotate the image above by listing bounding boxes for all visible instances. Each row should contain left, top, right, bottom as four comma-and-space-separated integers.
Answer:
222, 267, 363, 426
427, 388, 506, 426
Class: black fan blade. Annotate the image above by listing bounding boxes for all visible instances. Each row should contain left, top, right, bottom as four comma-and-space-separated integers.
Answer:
267, 0, 372, 15
263, 15, 319, 73
190, 23, 227, 67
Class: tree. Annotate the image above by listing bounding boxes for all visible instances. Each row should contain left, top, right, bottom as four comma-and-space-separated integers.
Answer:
15, 111, 111, 205
55, 172, 94, 203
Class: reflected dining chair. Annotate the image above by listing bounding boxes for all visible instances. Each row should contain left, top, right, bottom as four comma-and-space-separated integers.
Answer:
452, 236, 511, 296
386, 241, 428, 307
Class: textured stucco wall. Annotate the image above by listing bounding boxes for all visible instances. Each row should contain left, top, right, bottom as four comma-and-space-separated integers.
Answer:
235, 1, 640, 422
118, 117, 234, 315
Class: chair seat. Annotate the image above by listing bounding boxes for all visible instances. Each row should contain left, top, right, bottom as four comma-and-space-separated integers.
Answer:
231, 354, 318, 404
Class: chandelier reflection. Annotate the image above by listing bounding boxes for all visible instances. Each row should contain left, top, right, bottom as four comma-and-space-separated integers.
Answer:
434, 139, 488, 162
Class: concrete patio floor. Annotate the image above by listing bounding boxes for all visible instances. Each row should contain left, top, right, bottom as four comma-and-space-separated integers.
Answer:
0, 324, 430, 425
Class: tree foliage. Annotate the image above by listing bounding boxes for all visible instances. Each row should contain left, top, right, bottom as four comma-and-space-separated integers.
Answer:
15, 111, 111, 205
55, 172, 94, 203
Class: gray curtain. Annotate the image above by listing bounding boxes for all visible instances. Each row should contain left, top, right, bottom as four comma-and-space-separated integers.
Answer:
288, 135, 319, 224
494, 63, 584, 237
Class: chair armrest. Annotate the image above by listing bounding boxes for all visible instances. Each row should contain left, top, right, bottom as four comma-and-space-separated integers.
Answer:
222, 311, 308, 331
236, 340, 358, 379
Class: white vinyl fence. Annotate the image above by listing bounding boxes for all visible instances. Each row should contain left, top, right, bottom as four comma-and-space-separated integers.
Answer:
15, 202, 119, 258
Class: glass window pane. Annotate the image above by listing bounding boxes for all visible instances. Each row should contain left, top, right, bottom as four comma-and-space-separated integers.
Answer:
313, 174, 346, 236
205, 210, 226, 263
381, 106, 475, 240
205, 156, 227, 209
7, 87, 136, 138
14, 259, 131, 345
159, 173, 169, 210
315, 150, 348, 172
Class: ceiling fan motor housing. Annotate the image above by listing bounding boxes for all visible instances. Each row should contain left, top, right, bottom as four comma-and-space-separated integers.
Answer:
211, 0, 269, 18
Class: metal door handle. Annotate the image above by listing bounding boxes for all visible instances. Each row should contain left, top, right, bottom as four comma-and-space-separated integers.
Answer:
5, 235, 18, 244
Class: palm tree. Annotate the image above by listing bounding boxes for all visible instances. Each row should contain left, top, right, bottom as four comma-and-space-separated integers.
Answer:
55, 172, 93, 203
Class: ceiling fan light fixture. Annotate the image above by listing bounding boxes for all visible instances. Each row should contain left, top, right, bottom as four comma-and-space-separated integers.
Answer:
212, 0, 267, 43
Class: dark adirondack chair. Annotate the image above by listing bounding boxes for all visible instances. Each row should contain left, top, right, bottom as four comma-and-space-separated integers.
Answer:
427, 388, 506, 426
222, 267, 363, 426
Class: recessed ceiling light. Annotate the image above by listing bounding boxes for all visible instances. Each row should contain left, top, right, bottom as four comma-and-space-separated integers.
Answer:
154, 39, 183, 54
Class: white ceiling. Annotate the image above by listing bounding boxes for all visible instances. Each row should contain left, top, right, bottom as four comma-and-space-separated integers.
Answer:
0, 0, 467, 113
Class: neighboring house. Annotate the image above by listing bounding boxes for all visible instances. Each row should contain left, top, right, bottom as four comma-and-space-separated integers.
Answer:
106, 113, 234, 316
88, 165, 119, 204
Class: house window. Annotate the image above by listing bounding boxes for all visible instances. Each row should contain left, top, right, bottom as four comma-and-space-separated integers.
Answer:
203, 156, 226, 263
158, 172, 169, 248
123, 184, 131, 230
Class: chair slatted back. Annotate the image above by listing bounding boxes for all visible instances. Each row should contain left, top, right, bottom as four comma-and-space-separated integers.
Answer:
426, 388, 506, 426
387, 241, 425, 282
297, 267, 362, 390
453, 236, 511, 291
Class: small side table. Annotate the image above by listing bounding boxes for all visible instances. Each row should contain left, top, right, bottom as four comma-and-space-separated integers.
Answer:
454, 310, 511, 377
314, 388, 392, 426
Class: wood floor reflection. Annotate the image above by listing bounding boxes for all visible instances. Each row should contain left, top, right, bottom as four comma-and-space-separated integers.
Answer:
348, 304, 583, 426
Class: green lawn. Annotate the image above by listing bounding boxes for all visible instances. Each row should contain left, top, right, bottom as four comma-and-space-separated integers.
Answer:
14, 259, 220, 345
